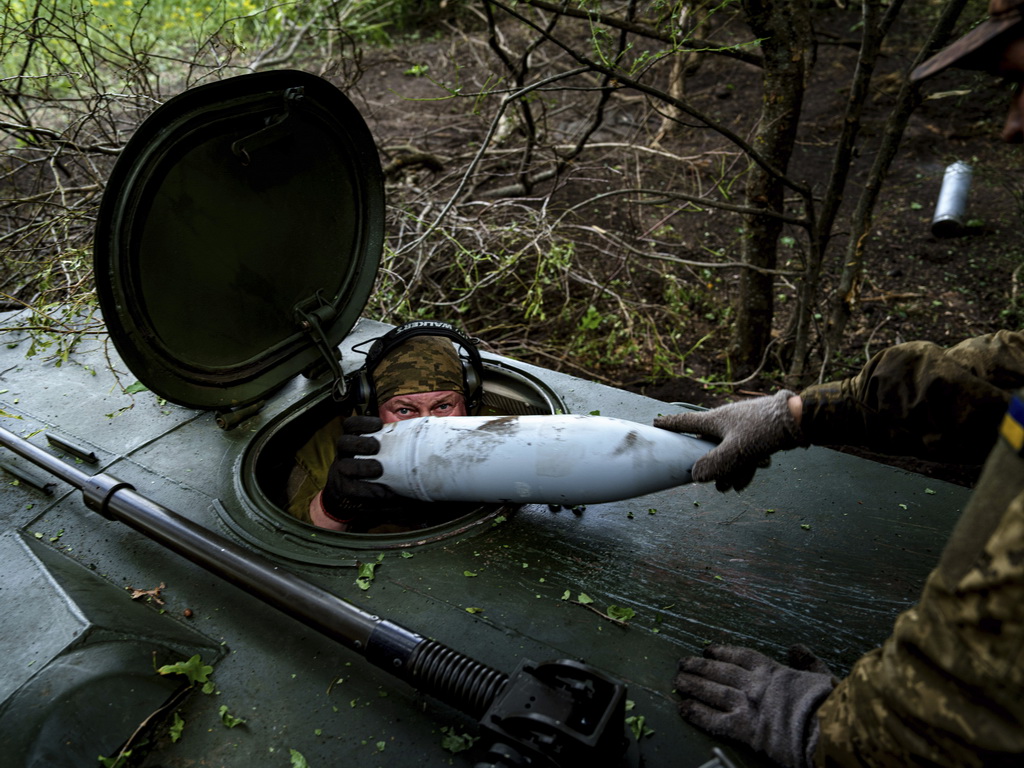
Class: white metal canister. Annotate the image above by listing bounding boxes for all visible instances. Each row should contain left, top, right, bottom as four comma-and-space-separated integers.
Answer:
931, 161, 973, 238
363, 414, 715, 504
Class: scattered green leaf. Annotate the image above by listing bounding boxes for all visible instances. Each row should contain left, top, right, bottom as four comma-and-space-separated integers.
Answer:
400, 551, 414, 558
124, 381, 148, 394
289, 749, 310, 768
465, 606, 484, 614
218, 705, 245, 728
800, 524, 811, 531
376, 740, 386, 752
98, 750, 132, 767
356, 560, 378, 590
158, 654, 213, 686
626, 714, 655, 740
577, 593, 594, 605
169, 712, 185, 743
561, 590, 571, 600
463, 570, 477, 577
440, 726, 479, 754
925, 488, 936, 495
606, 605, 635, 622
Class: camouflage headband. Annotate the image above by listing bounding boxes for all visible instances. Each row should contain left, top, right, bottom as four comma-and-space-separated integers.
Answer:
371, 335, 464, 407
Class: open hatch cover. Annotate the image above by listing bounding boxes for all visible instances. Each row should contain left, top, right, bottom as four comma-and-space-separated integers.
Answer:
94, 70, 383, 409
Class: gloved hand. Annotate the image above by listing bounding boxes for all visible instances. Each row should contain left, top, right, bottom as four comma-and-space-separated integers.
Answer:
321, 415, 397, 520
674, 644, 837, 768
654, 390, 805, 491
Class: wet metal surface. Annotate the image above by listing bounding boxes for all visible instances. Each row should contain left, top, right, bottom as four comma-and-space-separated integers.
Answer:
0, 316, 968, 767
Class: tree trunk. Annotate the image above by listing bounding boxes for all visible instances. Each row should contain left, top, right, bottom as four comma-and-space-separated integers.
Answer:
730, 0, 812, 375
788, 0, 896, 383
823, 0, 970, 365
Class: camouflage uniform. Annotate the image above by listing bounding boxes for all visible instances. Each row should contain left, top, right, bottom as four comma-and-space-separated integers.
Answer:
800, 330, 1024, 462
802, 331, 1024, 766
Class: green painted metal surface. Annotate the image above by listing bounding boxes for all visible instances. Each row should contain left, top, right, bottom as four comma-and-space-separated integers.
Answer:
0, 316, 968, 767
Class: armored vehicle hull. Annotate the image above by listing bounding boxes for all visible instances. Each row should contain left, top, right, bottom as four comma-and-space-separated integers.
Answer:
0, 316, 969, 767
0, 70, 970, 767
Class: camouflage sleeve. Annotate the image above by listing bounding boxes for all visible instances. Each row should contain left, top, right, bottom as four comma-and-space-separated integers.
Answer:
813, 486, 1024, 767
285, 415, 345, 522
799, 330, 1024, 463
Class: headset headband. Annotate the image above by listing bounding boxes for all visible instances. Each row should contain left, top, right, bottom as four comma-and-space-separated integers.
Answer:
355, 321, 484, 414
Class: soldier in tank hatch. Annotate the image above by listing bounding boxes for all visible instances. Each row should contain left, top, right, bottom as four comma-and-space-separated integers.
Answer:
287, 321, 483, 532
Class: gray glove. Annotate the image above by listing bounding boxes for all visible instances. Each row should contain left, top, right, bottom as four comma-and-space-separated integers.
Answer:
654, 390, 805, 491
674, 644, 837, 768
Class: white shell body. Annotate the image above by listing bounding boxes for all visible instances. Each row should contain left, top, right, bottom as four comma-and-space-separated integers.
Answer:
364, 414, 714, 504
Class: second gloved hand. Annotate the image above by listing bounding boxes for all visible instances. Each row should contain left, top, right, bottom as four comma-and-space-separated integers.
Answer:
674, 644, 837, 768
654, 390, 805, 491
321, 415, 397, 518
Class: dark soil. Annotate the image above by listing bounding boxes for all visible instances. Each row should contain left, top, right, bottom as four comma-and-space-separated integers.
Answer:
342, 9, 1023, 488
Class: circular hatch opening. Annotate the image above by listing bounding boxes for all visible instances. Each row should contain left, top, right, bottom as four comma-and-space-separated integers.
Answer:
226, 360, 566, 564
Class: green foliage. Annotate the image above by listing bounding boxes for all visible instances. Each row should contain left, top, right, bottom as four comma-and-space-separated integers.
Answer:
2, 0, 408, 87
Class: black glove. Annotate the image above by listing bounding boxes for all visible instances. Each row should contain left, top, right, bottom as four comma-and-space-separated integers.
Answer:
674, 644, 837, 768
321, 416, 396, 521
654, 390, 805, 491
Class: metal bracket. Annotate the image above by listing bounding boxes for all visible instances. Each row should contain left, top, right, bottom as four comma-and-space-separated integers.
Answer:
295, 293, 347, 402
475, 658, 627, 768
231, 86, 305, 165
0, 460, 55, 497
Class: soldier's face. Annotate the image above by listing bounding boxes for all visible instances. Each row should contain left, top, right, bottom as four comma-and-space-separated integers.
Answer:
379, 390, 468, 423
990, 35, 1024, 142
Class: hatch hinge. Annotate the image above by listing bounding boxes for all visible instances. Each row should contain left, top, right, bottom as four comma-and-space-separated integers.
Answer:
295, 294, 347, 402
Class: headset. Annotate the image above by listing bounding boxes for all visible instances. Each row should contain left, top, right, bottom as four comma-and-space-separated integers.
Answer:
350, 320, 484, 415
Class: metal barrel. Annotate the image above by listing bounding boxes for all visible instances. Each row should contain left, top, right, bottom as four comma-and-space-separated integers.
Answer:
0, 425, 508, 719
